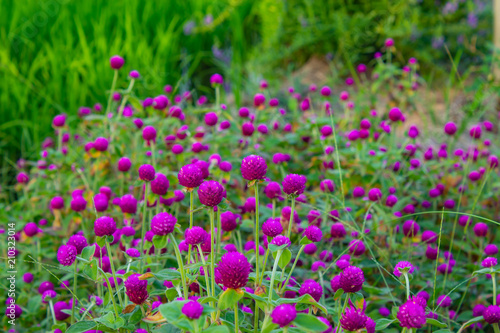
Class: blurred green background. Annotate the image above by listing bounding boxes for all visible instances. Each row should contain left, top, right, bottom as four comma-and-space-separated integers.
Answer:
0, 0, 492, 169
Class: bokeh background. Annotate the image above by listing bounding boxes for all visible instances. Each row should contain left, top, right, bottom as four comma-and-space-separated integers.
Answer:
0, 0, 494, 179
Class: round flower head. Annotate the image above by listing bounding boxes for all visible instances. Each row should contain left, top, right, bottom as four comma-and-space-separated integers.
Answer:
216, 251, 251, 289
485, 244, 499, 256
388, 107, 402, 121
23, 272, 34, 283
262, 218, 283, 237
24, 222, 38, 237
282, 174, 307, 196
57, 244, 77, 266
198, 180, 224, 207
339, 265, 365, 293
138, 164, 156, 182
50, 196, 65, 210
42, 290, 57, 304
394, 261, 415, 277
125, 274, 149, 305
436, 295, 452, 308
71, 195, 87, 212
264, 182, 282, 199
340, 300, 368, 331
178, 164, 204, 188
120, 194, 138, 214
151, 212, 177, 236
271, 303, 297, 327
331, 223, 346, 239
482, 257, 498, 268
421, 230, 438, 243
348, 239, 366, 256
117, 157, 132, 172
403, 220, 420, 237
271, 235, 291, 248
210, 73, 223, 85
67, 234, 88, 255
182, 300, 204, 320
241, 155, 267, 181
17, 172, 29, 184
142, 125, 156, 142
151, 173, 169, 195
484, 305, 500, 324
397, 298, 426, 328
94, 137, 109, 151
185, 227, 208, 245
220, 211, 238, 232
320, 179, 335, 193
110, 55, 124, 69
94, 216, 117, 237
474, 223, 488, 237
126, 248, 141, 258
368, 188, 382, 201
298, 279, 323, 302
38, 281, 54, 294
204, 112, 218, 127
304, 225, 322, 242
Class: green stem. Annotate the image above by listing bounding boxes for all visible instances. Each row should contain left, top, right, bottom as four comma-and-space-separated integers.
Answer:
197, 245, 213, 298
493, 272, 497, 305
210, 209, 216, 297
268, 250, 282, 303
106, 69, 119, 136
271, 198, 275, 218
234, 303, 239, 333
140, 182, 149, 272
49, 300, 57, 325
286, 197, 296, 239
404, 273, 410, 300
80, 301, 95, 320
106, 239, 124, 307
150, 141, 157, 168
98, 266, 120, 318
494, 324, 500, 333
335, 294, 350, 333
217, 208, 222, 258
254, 182, 260, 287
71, 260, 78, 324
169, 234, 189, 299
280, 245, 304, 293
259, 246, 270, 285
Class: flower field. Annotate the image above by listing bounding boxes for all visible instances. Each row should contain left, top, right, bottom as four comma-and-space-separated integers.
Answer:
2, 36, 500, 333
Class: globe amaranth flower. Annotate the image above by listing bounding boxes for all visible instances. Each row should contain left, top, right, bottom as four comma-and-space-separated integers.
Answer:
24, 222, 38, 237
94, 137, 109, 151
436, 295, 452, 308
298, 279, 323, 302
241, 155, 267, 181
262, 218, 283, 237
282, 174, 307, 196
126, 248, 141, 258
394, 261, 415, 277
117, 157, 132, 172
17, 172, 29, 184
340, 300, 368, 331
182, 300, 204, 320
125, 274, 149, 305
320, 179, 335, 193
264, 182, 282, 199
50, 196, 65, 210
271, 303, 297, 327
403, 220, 420, 237
185, 227, 208, 246
220, 211, 238, 232
270, 235, 291, 248
151, 212, 177, 236
71, 195, 87, 212
339, 265, 365, 293
348, 239, 366, 256
483, 305, 500, 324
397, 298, 426, 328
57, 244, 77, 266
120, 194, 138, 214
216, 251, 251, 289
151, 173, 169, 195
110, 55, 124, 69
482, 257, 498, 268
142, 125, 156, 142
23, 272, 34, 283
304, 225, 322, 242
330, 223, 346, 239
94, 216, 117, 237
138, 164, 156, 182
320, 250, 333, 262
198, 180, 224, 207
178, 164, 204, 188
38, 281, 55, 294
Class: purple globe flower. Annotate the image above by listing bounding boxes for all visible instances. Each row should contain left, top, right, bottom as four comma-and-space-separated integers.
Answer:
151, 173, 169, 195
57, 245, 77, 266
403, 220, 420, 237
23, 272, 34, 283
185, 227, 208, 245
444, 122, 457, 135
397, 298, 426, 328
42, 290, 57, 303
368, 188, 382, 201
241, 155, 267, 181
24, 222, 38, 237
17, 172, 29, 184
482, 257, 498, 268
53, 301, 70, 321
271, 304, 297, 327
320, 179, 335, 193
339, 265, 364, 293
436, 295, 452, 308
38, 281, 54, 294
298, 279, 323, 302
50, 196, 65, 210
220, 211, 238, 232
120, 194, 138, 214
110, 55, 124, 69
348, 239, 366, 256
70, 195, 87, 212
484, 305, 500, 324
204, 112, 218, 127
151, 212, 177, 236
138, 164, 156, 182
94, 216, 117, 237
330, 223, 346, 239
271, 235, 291, 248
216, 251, 251, 289
142, 125, 157, 142
117, 157, 132, 172
264, 182, 282, 199
282, 174, 307, 196
262, 218, 283, 237
421, 230, 438, 244
198, 180, 224, 207
125, 274, 149, 305
94, 137, 109, 151
67, 234, 88, 255
126, 248, 141, 258
178, 164, 204, 188
5, 304, 22, 319
210, 73, 224, 85
393, 261, 415, 277
304, 225, 322, 242
340, 300, 368, 331
182, 300, 204, 320
474, 223, 488, 237
485, 244, 499, 256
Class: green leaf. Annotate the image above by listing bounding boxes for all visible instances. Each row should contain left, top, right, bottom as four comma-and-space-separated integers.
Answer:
83, 258, 98, 280
431, 330, 451, 333
277, 249, 292, 269
218, 288, 244, 310
203, 325, 230, 333
81, 244, 96, 261
166, 288, 180, 302
375, 318, 397, 330
159, 301, 188, 323
269, 243, 288, 253
96, 236, 106, 247
153, 235, 168, 250
262, 321, 278, 333
276, 294, 327, 314
152, 324, 181, 333
51, 323, 67, 331
199, 296, 218, 304
154, 269, 182, 281
129, 96, 144, 113
292, 313, 329, 332
333, 289, 344, 301
299, 237, 313, 245
426, 318, 448, 328
66, 321, 97, 333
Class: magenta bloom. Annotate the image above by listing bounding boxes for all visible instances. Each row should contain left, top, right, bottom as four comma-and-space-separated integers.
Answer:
94, 137, 109, 151
198, 180, 224, 207
330, 223, 346, 239
388, 107, 402, 121
67, 234, 88, 255
138, 164, 156, 182
339, 266, 364, 293
320, 179, 335, 193
368, 188, 382, 201
298, 279, 323, 302
262, 218, 283, 237
340, 300, 368, 331
117, 157, 132, 172
282, 174, 307, 196
110, 55, 124, 69
185, 227, 208, 245
393, 261, 415, 277
178, 164, 204, 188
271, 235, 291, 248
220, 211, 238, 232
94, 216, 117, 237
482, 257, 497, 268
241, 155, 267, 181
397, 298, 426, 328
216, 251, 251, 289
125, 274, 148, 305
50, 196, 65, 210
204, 112, 218, 127
57, 245, 77, 266
271, 304, 297, 327
304, 225, 322, 242
151, 173, 169, 195
151, 212, 177, 236
24, 222, 38, 237
402, 220, 420, 237
182, 300, 204, 320
484, 305, 500, 324
120, 194, 138, 214
142, 125, 157, 142
17, 172, 29, 184
210, 73, 223, 85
